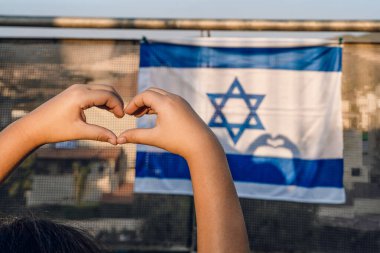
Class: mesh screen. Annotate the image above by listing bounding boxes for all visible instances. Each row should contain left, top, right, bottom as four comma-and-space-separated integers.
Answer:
0, 39, 379, 253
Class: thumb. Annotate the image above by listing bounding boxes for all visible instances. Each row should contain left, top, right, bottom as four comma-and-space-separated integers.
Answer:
78, 122, 118, 145
117, 128, 155, 145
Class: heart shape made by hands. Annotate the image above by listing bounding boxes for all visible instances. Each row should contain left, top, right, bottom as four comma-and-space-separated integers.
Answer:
266, 137, 285, 148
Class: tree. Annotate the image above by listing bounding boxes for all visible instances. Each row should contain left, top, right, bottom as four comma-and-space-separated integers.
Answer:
73, 161, 91, 205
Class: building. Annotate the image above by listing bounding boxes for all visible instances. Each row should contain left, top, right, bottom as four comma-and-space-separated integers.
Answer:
26, 144, 128, 206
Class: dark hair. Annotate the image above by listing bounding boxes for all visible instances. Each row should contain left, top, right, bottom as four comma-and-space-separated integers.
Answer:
0, 216, 105, 253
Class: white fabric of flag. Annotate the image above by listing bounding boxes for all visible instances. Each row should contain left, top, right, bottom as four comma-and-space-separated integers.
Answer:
135, 38, 345, 204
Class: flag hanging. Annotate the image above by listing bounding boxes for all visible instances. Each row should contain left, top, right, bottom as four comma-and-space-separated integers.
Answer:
135, 38, 345, 204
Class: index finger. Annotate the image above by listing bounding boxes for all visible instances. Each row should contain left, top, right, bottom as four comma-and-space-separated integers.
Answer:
88, 84, 124, 106
125, 90, 165, 115
83, 90, 125, 118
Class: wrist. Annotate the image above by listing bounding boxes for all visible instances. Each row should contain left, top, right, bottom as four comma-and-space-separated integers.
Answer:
183, 131, 226, 164
12, 115, 45, 148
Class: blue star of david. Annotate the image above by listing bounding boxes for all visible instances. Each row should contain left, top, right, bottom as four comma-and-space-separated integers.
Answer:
207, 78, 265, 144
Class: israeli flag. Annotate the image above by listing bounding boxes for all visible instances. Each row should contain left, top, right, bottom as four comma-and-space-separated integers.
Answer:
135, 38, 345, 204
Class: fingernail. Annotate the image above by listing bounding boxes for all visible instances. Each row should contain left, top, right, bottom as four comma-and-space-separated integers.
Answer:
108, 139, 116, 145
118, 137, 127, 144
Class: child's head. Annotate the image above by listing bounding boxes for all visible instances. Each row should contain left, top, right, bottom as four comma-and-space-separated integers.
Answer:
0, 216, 104, 253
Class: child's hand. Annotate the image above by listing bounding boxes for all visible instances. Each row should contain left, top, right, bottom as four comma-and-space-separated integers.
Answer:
118, 88, 250, 253
21, 84, 124, 146
117, 87, 220, 159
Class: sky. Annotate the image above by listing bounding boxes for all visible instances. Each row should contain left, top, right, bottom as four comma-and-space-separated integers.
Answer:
0, 0, 378, 19
0, 0, 378, 39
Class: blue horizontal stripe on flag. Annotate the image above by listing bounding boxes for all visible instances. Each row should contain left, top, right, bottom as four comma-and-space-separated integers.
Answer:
136, 151, 344, 188
140, 42, 342, 72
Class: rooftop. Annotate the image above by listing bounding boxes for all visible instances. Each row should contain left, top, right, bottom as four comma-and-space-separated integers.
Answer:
35, 146, 123, 160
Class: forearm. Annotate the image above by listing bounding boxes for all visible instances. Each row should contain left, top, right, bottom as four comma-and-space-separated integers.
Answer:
0, 117, 40, 182
119, 88, 250, 252
186, 135, 250, 253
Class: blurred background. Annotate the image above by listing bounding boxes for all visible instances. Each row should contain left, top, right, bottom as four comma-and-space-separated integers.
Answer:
0, 1, 379, 252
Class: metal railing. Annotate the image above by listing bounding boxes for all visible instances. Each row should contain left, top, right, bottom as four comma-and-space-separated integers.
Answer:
0, 16, 380, 32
